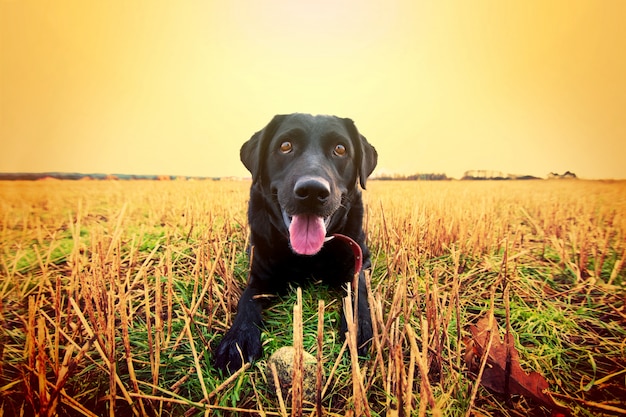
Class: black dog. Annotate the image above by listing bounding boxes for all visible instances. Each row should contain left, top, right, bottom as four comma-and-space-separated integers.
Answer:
215, 113, 377, 374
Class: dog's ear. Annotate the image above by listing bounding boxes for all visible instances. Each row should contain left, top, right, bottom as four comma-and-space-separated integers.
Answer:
358, 133, 378, 188
240, 115, 286, 183
343, 118, 378, 189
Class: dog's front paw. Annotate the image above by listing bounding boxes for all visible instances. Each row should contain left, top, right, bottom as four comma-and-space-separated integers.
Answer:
214, 323, 262, 374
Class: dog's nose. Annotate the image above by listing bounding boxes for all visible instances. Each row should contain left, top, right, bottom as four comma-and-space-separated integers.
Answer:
294, 176, 330, 207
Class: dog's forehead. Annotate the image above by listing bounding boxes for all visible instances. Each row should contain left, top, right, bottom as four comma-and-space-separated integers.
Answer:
274, 114, 349, 139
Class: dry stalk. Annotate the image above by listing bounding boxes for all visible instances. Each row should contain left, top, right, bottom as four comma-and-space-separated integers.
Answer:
119, 288, 147, 416
139, 245, 161, 398
417, 318, 441, 417
385, 320, 399, 413
608, 247, 626, 286
183, 316, 210, 401
165, 244, 174, 345
36, 316, 50, 415
464, 285, 497, 417
53, 267, 61, 373
315, 299, 325, 417
189, 245, 222, 317
405, 324, 419, 416
365, 271, 387, 388
452, 247, 462, 370
550, 391, 626, 415
321, 340, 348, 398
392, 341, 405, 416
154, 263, 164, 395
292, 287, 304, 417
248, 371, 267, 417
69, 297, 138, 414
207, 361, 251, 399
342, 283, 371, 417
44, 378, 99, 417
271, 362, 288, 417
503, 282, 512, 402
428, 271, 444, 378
106, 291, 117, 417
23, 296, 36, 407
38, 333, 95, 417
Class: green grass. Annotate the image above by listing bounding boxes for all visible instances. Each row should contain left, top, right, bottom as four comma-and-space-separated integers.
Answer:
0, 179, 625, 416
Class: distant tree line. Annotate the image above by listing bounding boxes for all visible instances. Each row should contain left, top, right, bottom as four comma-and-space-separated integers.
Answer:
461, 170, 578, 181
547, 171, 577, 179
372, 169, 579, 181
374, 173, 450, 181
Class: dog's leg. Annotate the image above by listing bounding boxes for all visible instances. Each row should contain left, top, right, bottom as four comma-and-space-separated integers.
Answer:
357, 271, 373, 355
214, 284, 264, 374
340, 270, 373, 356
356, 270, 373, 355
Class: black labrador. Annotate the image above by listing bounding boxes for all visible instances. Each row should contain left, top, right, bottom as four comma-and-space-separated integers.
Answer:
215, 113, 377, 374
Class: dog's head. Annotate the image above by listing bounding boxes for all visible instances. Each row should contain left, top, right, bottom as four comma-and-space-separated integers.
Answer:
240, 113, 377, 255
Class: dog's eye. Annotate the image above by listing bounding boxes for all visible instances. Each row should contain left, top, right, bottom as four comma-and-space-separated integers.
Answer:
333, 144, 347, 156
280, 141, 293, 154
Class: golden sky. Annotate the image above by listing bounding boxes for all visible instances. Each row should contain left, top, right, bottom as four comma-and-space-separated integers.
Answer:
2, 1, 625, 179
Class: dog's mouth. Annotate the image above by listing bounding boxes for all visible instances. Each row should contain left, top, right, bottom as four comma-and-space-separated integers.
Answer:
282, 211, 333, 256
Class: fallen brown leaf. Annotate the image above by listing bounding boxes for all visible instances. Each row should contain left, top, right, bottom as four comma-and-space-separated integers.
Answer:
464, 316, 567, 414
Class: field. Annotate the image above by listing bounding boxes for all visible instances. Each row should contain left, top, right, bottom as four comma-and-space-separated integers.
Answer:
1, 179, 625, 416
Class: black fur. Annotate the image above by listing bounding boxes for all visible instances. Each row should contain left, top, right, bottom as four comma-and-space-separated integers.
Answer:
214, 113, 377, 374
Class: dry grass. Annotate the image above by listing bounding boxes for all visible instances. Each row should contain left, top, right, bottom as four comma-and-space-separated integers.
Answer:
0, 179, 625, 416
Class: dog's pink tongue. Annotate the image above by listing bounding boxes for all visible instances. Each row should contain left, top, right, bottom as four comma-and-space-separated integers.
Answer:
289, 214, 326, 255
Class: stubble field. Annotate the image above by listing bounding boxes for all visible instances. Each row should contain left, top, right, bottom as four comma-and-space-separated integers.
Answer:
0, 179, 625, 416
